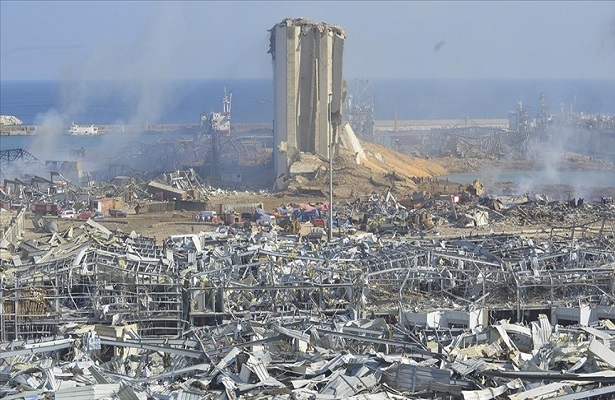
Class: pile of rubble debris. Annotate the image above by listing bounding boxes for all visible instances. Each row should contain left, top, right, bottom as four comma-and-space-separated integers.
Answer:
1, 168, 278, 223
1, 191, 615, 398
2, 315, 615, 399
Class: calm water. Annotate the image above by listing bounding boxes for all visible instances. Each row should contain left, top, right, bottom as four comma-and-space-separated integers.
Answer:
444, 169, 615, 199
0, 79, 275, 126
2, 79, 614, 126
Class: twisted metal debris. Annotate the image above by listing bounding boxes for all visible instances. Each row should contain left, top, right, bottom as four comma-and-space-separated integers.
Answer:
2, 196, 615, 399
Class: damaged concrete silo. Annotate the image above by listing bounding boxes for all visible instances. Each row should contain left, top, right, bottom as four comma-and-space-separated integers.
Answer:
268, 18, 346, 181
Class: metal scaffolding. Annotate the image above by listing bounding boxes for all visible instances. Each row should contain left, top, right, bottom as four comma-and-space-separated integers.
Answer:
346, 78, 375, 141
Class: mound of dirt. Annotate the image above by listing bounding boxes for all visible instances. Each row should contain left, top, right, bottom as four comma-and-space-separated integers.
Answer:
283, 138, 448, 201
201, 134, 450, 210
360, 141, 448, 178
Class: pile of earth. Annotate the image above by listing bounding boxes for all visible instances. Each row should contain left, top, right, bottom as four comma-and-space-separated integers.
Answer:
285, 140, 447, 200
204, 134, 613, 209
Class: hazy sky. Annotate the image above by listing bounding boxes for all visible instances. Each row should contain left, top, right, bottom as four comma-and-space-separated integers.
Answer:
1, 1, 614, 81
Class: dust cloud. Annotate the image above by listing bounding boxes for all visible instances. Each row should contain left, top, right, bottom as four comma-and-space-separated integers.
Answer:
26, 2, 191, 177
30, 111, 66, 160
0, 111, 68, 181
479, 122, 614, 201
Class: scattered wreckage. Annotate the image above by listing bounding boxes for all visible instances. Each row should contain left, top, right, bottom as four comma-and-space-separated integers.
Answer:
1, 189, 615, 399
2, 169, 615, 399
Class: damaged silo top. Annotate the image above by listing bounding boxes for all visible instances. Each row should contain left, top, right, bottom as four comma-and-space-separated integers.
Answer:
268, 18, 346, 54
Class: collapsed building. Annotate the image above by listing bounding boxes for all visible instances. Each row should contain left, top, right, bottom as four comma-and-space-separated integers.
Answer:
373, 94, 615, 163
2, 189, 615, 398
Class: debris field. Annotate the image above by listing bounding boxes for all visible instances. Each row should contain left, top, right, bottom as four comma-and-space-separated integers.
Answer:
2, 175, 615, 400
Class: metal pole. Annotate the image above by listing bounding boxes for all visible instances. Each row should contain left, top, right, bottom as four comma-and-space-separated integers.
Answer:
0, 277, 4, 342
329, 142, 333, 241
328, 95, 333, 242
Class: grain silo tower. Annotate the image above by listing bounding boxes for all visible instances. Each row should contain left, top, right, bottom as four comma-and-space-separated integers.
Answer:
268, 18, 346, 180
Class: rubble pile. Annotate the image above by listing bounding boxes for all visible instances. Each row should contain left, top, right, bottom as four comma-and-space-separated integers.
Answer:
151, 169, 276, 203
2, 316, 615, 399
2, 164, 615, 399
1, 168, 278, 221
2, 198, 615, 398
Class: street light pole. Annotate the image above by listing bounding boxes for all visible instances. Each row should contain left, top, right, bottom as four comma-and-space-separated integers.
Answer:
328, 93, 333, 242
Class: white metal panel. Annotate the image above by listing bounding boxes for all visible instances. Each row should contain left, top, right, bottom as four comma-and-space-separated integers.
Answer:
588, 338, 615, 368
319, 370, 378, 397
382, 364, 450, 392
55, 384, 121, 400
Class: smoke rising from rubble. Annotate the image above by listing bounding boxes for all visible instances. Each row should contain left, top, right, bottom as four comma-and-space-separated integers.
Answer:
44, 3, 187, 176
30, 110, 68, 164
57, 3, 185, 119
481, 124, 614, 201
7, 110, 69, 181
522, 130, 569, 193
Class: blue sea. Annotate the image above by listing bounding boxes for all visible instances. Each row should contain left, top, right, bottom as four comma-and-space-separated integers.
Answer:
1, 78, 615, 170
2, 79, 615, 128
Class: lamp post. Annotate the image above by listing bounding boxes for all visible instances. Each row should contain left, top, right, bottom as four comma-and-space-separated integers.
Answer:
328, 93, 333, 242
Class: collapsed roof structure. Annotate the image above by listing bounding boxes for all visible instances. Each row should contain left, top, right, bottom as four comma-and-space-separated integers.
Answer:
2, 192, 615, 398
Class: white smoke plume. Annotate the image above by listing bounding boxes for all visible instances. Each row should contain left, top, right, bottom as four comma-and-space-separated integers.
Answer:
30, 110, 69, 161
477, 123, 615, 202
41, 2, 189, 176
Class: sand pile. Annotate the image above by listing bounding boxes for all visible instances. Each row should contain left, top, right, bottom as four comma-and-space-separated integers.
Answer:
285, 125, 448, 199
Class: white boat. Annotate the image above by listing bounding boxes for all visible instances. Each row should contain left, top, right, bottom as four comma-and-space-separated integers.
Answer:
67, 123, 100, 136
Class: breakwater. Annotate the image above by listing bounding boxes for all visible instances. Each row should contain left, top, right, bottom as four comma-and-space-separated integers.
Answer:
0, 122, 273, 136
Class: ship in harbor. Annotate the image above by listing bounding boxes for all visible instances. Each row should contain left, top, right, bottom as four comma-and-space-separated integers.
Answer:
67, 123, 100, 136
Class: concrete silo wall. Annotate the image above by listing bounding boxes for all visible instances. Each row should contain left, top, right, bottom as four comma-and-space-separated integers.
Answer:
269, 18, 346, 178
